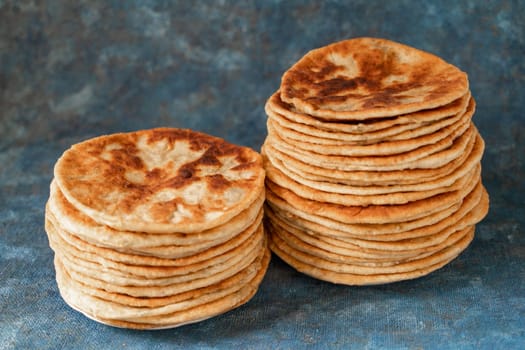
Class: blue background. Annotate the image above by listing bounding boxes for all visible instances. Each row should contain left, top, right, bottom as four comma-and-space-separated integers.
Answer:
1, 1, 524, 349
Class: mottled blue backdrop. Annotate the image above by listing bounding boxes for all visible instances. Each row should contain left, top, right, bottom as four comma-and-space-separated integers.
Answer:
1, 1, 524, 349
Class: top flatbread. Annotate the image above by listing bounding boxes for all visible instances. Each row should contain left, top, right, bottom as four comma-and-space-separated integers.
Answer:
280, 37, 469, 120
54, 128, 265, 234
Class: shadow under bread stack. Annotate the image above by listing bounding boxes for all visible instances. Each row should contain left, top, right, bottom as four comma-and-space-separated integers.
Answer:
262, 37, 489, 285
45, 128, 269, 329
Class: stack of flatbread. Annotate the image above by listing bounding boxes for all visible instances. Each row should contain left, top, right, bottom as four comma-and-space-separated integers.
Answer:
45, 128, 269, 329
262, 37, 489, 285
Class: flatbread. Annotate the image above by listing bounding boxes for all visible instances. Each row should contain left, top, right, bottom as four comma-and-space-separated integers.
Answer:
269, 218, 472, 267
262, 130, 481, 185
53, 233, 262, 298
266, 91, 471, 137
56, 248, 261, 308
46, 207, 263, 268
266, 121, 475, 171
268, 97, 474, 147
54, 247, 270, 329
267, 192, 486, 260
269, 227, 473, 285
280, 37, 469, 120
47, 179, 265, 253
264, 130, 483, 194
265, 168, 479, 224
265, 182, 488, 245
46, 216, 264, 282
54, 128, 265, 233
48, 202, 264, 264
265, 218, 424, 262
264, 155, 480, 205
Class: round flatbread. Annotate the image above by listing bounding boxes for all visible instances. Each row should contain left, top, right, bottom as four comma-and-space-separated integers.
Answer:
46, 207, 263, 268
265, 182, 488, 246
54, 128, 265, 233
266, 122, 475, 171
269, 218, 472, 267
268, 96, 474, 147
54, 247, 270, 329
265, 90, 471, 135
280, 37, 469, 120
47, 179, 265, 253
265, 168, 479, 224
264, 153, 480, 205
269, 227, 474, 285
263, 129, 483, 191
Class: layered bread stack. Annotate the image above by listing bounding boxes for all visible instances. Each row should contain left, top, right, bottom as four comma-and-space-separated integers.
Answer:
262, 37, 489, 285
45, 128, 269, 329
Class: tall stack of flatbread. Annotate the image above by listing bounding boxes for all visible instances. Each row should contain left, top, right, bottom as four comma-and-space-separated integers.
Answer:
262, 37, 489, 285
45, 128, 269, 329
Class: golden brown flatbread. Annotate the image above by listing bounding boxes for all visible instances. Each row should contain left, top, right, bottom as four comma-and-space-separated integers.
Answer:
47, 179, 265, 253
280, 37, 469, 120
54, 128, 265, 233
269, 225, 474, 285
262, 130, 481, 186
265, 182, 488, 245
264, 153, 480, 205
265, 169, 479, 224
266, 90, 471, 135
265, 122, 475, 171
54, 247, 270, 329
268, 97, 474, 148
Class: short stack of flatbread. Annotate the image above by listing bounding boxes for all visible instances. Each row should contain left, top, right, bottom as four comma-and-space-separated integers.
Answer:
262, 37, 489, 285
45, 128, 269, 329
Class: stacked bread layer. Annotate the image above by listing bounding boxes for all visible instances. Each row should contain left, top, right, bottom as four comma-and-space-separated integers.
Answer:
263, 38, 489, 285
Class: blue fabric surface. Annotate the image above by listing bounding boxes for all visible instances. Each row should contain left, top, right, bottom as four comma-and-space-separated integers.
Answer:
1, 1, 524, 349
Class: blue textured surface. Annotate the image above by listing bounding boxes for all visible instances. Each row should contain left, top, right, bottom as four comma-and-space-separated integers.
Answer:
1, 1, 524, 349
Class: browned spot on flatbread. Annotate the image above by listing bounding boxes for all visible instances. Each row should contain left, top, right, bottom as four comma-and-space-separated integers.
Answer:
144, 128, 191, 145
208, 174, 232, 191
